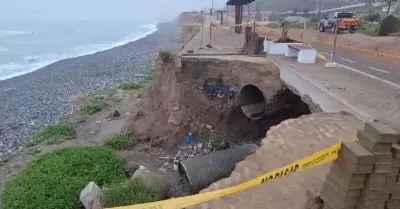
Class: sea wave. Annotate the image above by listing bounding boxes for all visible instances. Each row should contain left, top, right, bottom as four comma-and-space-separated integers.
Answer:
0, 23, 158, 81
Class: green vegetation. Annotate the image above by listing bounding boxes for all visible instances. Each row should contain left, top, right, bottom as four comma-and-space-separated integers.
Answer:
118, 82, 143, 90
83, 95, 109, 115
359, 22, 380, 36
364, 13, 381, 22
144, 68, 155, 82
2, 147, 125, 209
26, 123, 76, 147
105, 133, 138, 150
379, 15, 400, 36
101, 179, 161, 208
210, 132, 229, 151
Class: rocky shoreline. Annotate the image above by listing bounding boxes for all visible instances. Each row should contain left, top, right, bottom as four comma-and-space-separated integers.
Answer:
0, 21, 182, 157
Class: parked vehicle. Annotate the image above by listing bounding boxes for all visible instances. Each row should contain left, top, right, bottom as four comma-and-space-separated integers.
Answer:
319, 12, 361, 34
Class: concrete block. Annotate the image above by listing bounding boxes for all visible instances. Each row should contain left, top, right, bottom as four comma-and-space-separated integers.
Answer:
336, 157, 374, 174
373, 163, 392, 173
366, 173, 386, 183
321, 179, 361, 200
307, 188, 323, 204
326, 172, 366, 190
386, 199, 400, 209
392, 144, 400, 158
381, 177, 396, 194
392, 158, 400, 168
391, 191, 400, 199
364, 121, 399, 144
388, 166, 400, 176
357, 196, 380, 208
359, 190, 381, 200
374, 152, 393, 165
339, 142, 375, 165
364, 181, 384, 191
380, 193, 390, 201
375, 201, 386, 209
329, 162, 368, 183
358, 130, 392, 153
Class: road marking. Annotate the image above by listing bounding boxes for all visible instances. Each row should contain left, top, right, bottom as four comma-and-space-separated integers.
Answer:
369, 67, 389, 74
336, 63, 400, 89
340, 58, 355, 63
322, 52, 331, 56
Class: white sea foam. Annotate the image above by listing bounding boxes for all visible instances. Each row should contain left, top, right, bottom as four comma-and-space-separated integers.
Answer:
0, 24, 158, 81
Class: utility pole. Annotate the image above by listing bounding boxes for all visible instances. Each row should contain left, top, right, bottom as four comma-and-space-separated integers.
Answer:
209, 0, 214, 16
387, 0, 392, 15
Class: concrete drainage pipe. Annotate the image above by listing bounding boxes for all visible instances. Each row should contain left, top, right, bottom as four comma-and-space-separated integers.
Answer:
178, 144, 259, 192
239, 85, 266, 120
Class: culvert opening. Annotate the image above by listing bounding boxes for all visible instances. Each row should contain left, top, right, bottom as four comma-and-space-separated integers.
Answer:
227, 88, 311, 144
239, 84, 266, 120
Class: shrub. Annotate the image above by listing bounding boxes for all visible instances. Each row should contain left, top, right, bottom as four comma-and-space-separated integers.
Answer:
118, 82, 143, 90
144, 69, 155, 82
101, 179, 161, 207
83, 98, 108, 115
105, 133, 137, 150
210, 132, 229, 151
359, 22, 380, 36
379, 15, 400, 36
26, 123, 76, 146
364, 13, 381, 22
2, 147, 126, 209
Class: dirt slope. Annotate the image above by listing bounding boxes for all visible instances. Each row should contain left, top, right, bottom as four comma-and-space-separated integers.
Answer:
126, 52, 311, 147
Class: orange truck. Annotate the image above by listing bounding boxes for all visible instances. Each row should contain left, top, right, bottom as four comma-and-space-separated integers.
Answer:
318, 12, 361, 34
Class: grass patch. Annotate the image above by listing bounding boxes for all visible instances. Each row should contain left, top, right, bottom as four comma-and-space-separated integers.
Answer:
26, 123, 76, 147
118, 82, 143, 90
101, 179, 161, 208
105, 133, 137, 150
210, 132, 229, 151
2, 147, 126, 209
144, 69, 155, 82
359, 22, 380, 36
83, 96, 108, 115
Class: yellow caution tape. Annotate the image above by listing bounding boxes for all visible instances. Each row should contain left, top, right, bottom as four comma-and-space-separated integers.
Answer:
106, 140, 354, 209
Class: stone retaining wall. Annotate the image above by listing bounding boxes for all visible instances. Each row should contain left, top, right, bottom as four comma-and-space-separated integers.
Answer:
306, 121, 400, 209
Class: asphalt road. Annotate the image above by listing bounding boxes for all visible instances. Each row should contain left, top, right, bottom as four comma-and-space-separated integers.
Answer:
311, 42, 400, 86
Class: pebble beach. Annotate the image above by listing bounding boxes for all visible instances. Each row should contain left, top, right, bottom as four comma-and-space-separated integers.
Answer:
0, 22, 181, 157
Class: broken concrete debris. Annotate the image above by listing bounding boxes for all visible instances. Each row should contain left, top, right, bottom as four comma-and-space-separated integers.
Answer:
80, 182, 102, 209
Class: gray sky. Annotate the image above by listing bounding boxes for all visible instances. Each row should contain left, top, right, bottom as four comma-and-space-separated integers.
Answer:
0, 0, 228, 20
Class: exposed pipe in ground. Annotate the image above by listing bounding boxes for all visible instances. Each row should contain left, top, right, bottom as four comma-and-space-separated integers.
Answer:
239, 84, 266, 120
178, 144, 258, 192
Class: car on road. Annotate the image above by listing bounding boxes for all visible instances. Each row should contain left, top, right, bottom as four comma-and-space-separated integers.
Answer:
318, 12, 361, 34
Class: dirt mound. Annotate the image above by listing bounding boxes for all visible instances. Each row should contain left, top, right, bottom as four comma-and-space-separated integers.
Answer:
126, 52, 310, 148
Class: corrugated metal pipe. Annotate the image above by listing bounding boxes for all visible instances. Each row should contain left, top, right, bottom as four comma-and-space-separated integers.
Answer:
178, 144, 259, 192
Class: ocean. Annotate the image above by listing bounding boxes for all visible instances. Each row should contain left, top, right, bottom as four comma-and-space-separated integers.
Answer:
0, 19, 158, 81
